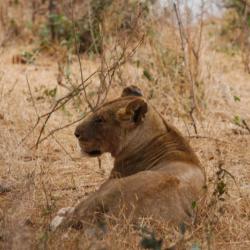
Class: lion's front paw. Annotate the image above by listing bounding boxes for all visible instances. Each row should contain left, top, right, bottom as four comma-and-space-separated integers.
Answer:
50, 207, 75, 231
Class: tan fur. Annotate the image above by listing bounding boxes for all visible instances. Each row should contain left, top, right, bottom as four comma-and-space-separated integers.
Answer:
52, 86, 206, 231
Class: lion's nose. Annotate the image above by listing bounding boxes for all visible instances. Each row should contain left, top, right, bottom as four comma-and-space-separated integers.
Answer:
74, 124, 90, 141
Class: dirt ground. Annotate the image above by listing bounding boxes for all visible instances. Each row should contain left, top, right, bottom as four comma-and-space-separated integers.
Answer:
0, 30, 250, 249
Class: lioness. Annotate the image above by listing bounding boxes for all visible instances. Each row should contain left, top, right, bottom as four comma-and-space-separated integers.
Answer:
51, 86, 205, 231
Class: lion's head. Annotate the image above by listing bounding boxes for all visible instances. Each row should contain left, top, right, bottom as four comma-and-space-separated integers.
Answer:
74, 86, 156, 157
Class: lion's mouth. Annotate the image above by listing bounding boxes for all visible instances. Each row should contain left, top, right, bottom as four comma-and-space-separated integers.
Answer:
79, 141, 102, 157
85, 149, 102, 157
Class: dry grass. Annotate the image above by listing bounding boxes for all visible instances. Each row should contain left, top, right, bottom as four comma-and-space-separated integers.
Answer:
0, 17, 250, 250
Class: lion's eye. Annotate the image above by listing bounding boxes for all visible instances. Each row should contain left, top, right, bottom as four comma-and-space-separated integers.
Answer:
94, 116, 105, 124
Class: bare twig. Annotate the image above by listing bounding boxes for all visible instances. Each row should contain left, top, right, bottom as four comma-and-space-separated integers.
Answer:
173, 2, 199, 61
96, 7, 145, 107
100, 34, 145, 105
51, 134, 74, 161
57, 62, 72, 91
241, 2, 250, 73
217, 162, 242, 197
24, 77, 77, 158
33, 112, 91, 148
34, 35, 144, 147
242, 119, 250, 133
174, 3, 185, 53
19, 69, 98, 147
173, 2, 199, 134
26, 75, 39, 117
71, 0, 95, 112
21, 1, 145, 149
18, 74, 41, 146
196, 0, 205, 62
189, 106, 198, 134
48, 0, 57, 41
188, 135, 230, 144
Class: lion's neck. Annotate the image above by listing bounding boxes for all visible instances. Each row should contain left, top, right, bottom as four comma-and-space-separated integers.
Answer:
111, 126, 200, 178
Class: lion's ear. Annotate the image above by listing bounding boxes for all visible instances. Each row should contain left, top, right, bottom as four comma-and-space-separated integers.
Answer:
121, 85, 143, 97
117, 99, 148, 128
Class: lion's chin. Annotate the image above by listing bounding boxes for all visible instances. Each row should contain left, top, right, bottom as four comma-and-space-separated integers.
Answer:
82, 149, 102, 157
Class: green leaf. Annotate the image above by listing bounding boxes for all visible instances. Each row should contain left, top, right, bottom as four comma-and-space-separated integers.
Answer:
143, 69, 154, 81
21, 50, 35, 64
233, 115, 242, 126
217, 181, 226, 196
191, 201, 197, 209
44, 87, 57, 98
136, 60, 140, 68
233, 96, 240, 102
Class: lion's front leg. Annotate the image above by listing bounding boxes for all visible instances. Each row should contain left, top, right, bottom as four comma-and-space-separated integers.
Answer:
50, 199, 100, 231
50, 206, 75, 231
50, 181, 115, 231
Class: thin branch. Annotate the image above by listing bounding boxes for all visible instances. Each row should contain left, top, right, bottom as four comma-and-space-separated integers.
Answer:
18, 74, 41, 146
174, 3, 185, 53
196, 0, 205, 62
26, 74, 39, 117
241, 119, 250, 133
33, 70, 97, 148
173, 2, 199, 61
51, 134, 74, 161
100, 35, 145, 105
218, 163, 242, 197
32, 113, 91, 149
71, 1, 94, 112
188, 135, 230, 144
22, 1, 145, 149
173, 2, 199, 134
190, 106, 198, 134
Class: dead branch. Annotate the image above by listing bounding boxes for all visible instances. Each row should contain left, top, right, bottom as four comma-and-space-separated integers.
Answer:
48, 0, 57, 41
33, 36, 144, 148
240, 2, 250, 73
20, 2, 145, 149
188, 135, 230, 144
33, 75, 95, 148
25, 74, 78, 160
196, 0, 205, 62
242, 119, 250, 133
33, 112, 91, 148
26, 75, 39, 117
189, 106, 198, 134
51, 134, 74, 161
19, 69, 98, 147
72, 5, 95, 112
173, 3, 199, 62
96, 6, 145, 107
173, 2, 198, 134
